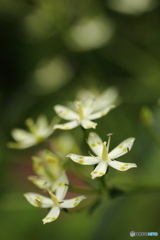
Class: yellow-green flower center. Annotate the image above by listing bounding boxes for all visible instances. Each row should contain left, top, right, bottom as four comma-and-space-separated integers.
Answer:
102, 142, 108, 161
49, 191, 60, 206
77, 102, 85, 120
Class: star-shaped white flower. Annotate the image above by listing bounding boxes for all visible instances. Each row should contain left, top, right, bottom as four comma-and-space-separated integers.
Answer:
53, 99, 115, 130
67, 132, 137, 179
24, 174, 86, 224
7, 115, 54, 149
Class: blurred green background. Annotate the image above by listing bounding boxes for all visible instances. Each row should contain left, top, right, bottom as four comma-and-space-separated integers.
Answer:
1, 0, 160, 239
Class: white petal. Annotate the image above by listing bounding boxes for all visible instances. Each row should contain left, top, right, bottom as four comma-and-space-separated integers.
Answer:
109, 138, 135, 159
28, 176, 52, 190
54, 120, 79, 130
54, 105, 78, 120
28, 175, 57, 192
55, 173, 69, 201
91, 161, 108, 179
11, 129, 34, 142
7, 142, 34, 149
87, 132, 103, 156
11, 129, 36, 148
81, 100, 94, 117
67, 153, 99, 165
36, 115, 52, 137
24, 193, 53, 208
36, 115, 48, 129
108, 160, 137, 171
82, 97, 95, 106
60, 195, 86, 209
9, 129, 36, 149
81, 119, 97, 129
89, 105, 115, 120
94, 87, 118, 111
7, 135, 37, 149
42, 206, 60, 224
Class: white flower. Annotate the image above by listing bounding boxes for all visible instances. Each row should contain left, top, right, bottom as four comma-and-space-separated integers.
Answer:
67, 132, 137, 179
7, 115, 54, 149
77, 86, 119, 112
53, 99, 115, 130
24, 174, 86, 224
29, 151, 67, 192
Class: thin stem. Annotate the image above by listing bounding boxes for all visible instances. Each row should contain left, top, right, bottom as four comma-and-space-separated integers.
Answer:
80, 126, 89, 155
97, 170, 110, 195
99, 175, 107, 190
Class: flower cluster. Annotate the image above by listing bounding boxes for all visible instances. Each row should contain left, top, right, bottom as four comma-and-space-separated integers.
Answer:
7, 115, 54, 149
8, 87, 137, 224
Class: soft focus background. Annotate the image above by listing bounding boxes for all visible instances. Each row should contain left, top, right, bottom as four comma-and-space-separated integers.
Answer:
1, 0, 160, 239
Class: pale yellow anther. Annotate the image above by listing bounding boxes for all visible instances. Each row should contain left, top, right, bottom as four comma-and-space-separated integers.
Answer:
36, 196, 41, 200
79, 157, 84, 159
123, 148, 127, 152
120, 167, 126, 170
118, 145, 123, 148
124, 164, 128, 166
58, 183, 62, 187
97, 142, 101, 145
99, 172, 104, 175
79, 160, 84, 164
34, 200, 42, 206
91, 143, 96, 147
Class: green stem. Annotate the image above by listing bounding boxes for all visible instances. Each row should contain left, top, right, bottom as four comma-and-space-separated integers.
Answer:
80, 126, 89, 155
99, 175, 107, 190
97, 171, 110, 196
